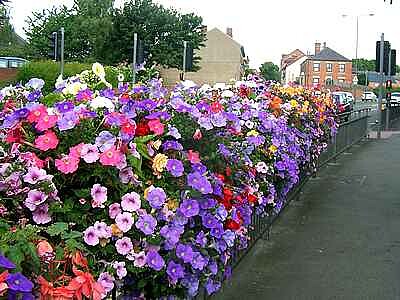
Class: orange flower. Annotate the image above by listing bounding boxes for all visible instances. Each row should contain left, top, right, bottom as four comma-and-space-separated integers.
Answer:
269, 96, 282, 110
37, 240, 54, 257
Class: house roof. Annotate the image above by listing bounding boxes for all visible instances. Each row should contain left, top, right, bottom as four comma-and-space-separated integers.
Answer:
281, 49, 306, 69
309, 47, 350, 62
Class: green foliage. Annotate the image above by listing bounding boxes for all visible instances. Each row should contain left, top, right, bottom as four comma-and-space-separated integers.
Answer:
352, 58, 376, 71
0, 6, 26, 57
259, 61, 280, 82
106, 0, 205, 69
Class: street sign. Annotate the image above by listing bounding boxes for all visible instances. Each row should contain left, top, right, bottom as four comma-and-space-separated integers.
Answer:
353, 76, 358, 85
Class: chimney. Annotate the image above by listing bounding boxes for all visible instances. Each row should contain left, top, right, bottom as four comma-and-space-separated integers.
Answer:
315, 42, 321, 55
226, 27, 233, 38
323, 42, 326, 49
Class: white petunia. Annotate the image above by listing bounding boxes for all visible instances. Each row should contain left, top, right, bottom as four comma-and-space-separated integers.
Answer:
90, 96, 115, 111
92, 62, 106, 79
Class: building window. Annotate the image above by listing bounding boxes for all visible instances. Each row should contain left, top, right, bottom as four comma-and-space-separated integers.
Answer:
339, 64, 345, 73
313, 77, 320, 84
326, 63, 332, 72
313, 63, 320, 72
325, 77, 333, 85
338, 78, 345, 83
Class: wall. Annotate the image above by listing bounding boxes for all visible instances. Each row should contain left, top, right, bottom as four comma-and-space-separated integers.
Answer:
0, 68, 18, 82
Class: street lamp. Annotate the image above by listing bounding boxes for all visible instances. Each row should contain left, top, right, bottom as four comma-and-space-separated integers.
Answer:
342, 13, 375, 82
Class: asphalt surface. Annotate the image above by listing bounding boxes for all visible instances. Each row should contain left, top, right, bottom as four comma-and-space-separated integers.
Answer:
215, 122, 400, 300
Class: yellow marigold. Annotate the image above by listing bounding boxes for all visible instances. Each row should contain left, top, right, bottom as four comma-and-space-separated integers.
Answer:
152, 153, 168, 173
268, 145, 278, 153
246, 130, 259, 137
290, 100, 298, 108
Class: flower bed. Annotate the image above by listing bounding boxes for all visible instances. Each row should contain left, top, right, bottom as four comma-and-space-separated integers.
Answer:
0, 64, 337, 299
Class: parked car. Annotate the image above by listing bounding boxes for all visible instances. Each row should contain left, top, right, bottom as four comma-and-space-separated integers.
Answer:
362, 91, 377, 101
332, 92, 353, 122
389, 92, 400, 105
343, 92, 355, 106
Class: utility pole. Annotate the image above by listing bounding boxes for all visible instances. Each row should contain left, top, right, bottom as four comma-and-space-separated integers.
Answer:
132, 33, 138, 85
182, 41, 187, 81
60, 27, 65, 78
377, 33, 384, 139
386, 50, 392, 130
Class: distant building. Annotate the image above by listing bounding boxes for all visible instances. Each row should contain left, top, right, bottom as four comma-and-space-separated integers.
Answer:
300, 42, 352, 87
280, 49, 307, 85
159, 27, 248, 87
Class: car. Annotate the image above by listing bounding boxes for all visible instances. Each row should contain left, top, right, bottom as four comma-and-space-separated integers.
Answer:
389, 92, 400, 105
343, 92, 355, 105
362, 91, 377, 101
332, 92, 353, 122
0, 57, 28, 69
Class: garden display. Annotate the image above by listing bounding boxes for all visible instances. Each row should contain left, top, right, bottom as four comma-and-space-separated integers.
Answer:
0, 63, 337, 299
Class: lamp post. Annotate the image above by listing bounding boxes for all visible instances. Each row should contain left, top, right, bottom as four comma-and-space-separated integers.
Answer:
342, 13, 374, 99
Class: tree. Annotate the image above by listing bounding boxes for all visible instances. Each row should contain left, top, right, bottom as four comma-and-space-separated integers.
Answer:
259, 62, 280, 82
0, 6, 25, 57
352, 58, 375, 72
0, 0, 9, 5
24, 0, 114, 62
102, 0, 206, 69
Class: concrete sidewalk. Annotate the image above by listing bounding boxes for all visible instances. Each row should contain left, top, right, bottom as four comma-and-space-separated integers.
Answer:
216, 130, 400, 299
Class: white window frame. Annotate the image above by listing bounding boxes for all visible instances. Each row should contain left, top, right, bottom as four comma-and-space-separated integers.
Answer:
313, 63, 320, 72
339, 64, 345, 73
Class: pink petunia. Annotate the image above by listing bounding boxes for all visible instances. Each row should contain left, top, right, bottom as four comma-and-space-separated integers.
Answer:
27, 105, 47, 123
91, 184, 107, 208
35, 113, 58, 131
81, 144, 99, 163
55, 155, 80, 174
187, 150, 201, 164
148, 119, 164, 135
121, 192, 141, 212
99, 146, 122, 166
34, 131, 59, 151
69, 143, 85, 158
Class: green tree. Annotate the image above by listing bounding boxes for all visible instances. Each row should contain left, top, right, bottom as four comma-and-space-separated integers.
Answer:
0, 6, 25, 57
352, 58, 375, 71
259, 61, 280, 82
24, 0, 114, 62
103, 0, 206, 69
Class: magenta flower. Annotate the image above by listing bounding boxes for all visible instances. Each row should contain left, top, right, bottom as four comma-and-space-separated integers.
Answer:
97, 272, 114, 293
94, 221, 111, 239
115, 212, 134, 233
133, 251, 146, 268
121, 192, 141, 212
32, 204, 51, 224
91, 184, 107, 208
113, 261, 127, 279
24, 189, 47, 211
115, 237, 133, 255
22, 167, 47, 184
108, 203, 121, 219
83, 226, 99, 246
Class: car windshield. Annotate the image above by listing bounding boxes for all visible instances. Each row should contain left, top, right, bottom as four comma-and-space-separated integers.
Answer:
391, 93, 400, 97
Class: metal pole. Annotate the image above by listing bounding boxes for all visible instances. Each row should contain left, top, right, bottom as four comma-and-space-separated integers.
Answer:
60, 27, 65, 78
386, 49, 392, 130
377, 33, 384, 139
182, 41, 187, 81
53, 32, 58, 61
132, 33, 137, 85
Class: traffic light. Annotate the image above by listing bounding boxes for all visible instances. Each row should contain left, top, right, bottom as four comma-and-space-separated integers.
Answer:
390, 49, 396, 76
48, 32, 58, 61
386, 79, 392, 89
376, 41, 390, 75
185, 44, 194, 72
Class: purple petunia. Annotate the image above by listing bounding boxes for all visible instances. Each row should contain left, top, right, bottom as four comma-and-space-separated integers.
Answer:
146, 187, 166, 209
179, 199, 199, 218
162, 140, 183, 151
84, 226, 99, 246
202, 213, 219, 229
58, 111, 78, 131
166, 159, 184, 177
32, 204, 51, 224
187, 172, 213, 194
135, 213, 157, 235
95, 131, 116, 152
167, 260, 185, 284
55, 101, 74, 113
0, 254, 16, 269
146, 250, 165, 271
175, 243, 194, 263
6, 272, 34, 292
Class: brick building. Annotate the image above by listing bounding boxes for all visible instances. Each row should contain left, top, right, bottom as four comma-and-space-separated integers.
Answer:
300, 42, 352, 87
280, 49, 307, 85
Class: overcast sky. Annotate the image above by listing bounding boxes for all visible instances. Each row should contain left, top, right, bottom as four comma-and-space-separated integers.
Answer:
6, 0, 400, 68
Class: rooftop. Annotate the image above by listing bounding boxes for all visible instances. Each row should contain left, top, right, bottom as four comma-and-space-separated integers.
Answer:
309, 47, 350, 62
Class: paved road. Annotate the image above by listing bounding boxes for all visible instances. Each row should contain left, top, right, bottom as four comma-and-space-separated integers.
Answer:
215, 122, 400, 300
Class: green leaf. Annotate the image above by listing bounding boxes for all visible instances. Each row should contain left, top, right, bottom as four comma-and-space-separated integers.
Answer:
73, 188, 90, 199
7, 248, 24, 270
55, 246, 65, 260
62, 231, 82, 240
65, 239, 86, 252
134, 135, 155, 144
46, 222, 69, 236
136, 142, 151, 160
127, 154, 143, 176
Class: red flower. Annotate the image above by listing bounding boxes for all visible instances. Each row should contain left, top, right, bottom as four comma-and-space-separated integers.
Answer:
216, 174, 225, 182
135, 121, 150, 136
211, 101, 223, 113
220, 198, 232, 210
223, 188, 233, 201
5, 127, 24, 144
225, 219, 240, 231
225, 166, 232, 177
247, 194, 258, 204
121, 121, 136, 135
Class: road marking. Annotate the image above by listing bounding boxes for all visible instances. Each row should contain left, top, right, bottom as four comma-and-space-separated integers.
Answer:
360, 176, 367, 186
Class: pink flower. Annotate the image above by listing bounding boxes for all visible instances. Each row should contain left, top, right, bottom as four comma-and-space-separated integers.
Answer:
99, 146, 122, 166
193, 129, 202, 140
91, 184, 107, 208
94, 221, 112, 239
121, 192, 141, 212
115, 212, 134, 233
187, 150, 200, 164
35, 113, 58, 131
109, 203, 121, 219
133, 251, 147, 268
81, 144, 99, 163
148, 119, 164, 135
115, 237, 133, 255
113, 261, 127, 280
84, 226, 99, 246
69, 143, 85, 158
55, 155, 79, 174
35, 131, 59, 151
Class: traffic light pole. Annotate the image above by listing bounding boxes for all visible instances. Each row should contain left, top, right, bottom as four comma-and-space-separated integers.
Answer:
182, 41, 187, 81
60, 27, 65, 78
132, 33, 137, 85
386, 51, 392, 130
377, 33, 384, 139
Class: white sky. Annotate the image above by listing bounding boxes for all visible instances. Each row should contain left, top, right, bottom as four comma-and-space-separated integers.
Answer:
6, 0, 400, 68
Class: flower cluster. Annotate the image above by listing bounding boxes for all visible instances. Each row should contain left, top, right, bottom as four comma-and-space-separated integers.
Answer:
0, 64, 336, 299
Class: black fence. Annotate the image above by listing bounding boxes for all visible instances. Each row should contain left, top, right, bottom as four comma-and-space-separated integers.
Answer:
112, 109, 371, 300
381, 103, 400, 129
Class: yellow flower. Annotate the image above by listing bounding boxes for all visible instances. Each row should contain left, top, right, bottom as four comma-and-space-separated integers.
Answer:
152, 140, 162, 150
111, 224, 123, 238
246, 130, 259, 137
290, 100, 298, 108
268, 145, 278, 153
92, 62, 105, 79
144, 186, 153, 199
167, 199, 179, 211
152, 153, 168, 173
304, 100, 309, 107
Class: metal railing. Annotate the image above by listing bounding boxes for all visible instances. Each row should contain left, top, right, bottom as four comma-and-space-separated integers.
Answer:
381, 103, 400, 129
112, 109, 371, 300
